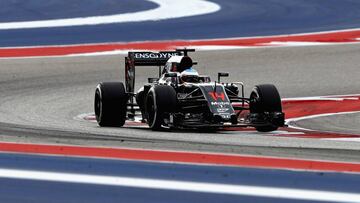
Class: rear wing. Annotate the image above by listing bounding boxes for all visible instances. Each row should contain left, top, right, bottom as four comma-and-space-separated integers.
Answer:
129, 51, 180, 66
125, 49, 195, 93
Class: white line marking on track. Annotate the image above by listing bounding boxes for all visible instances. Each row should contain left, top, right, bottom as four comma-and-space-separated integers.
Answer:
0, 168, 359, 202
283, 96, 360, 101
185, 45, 252, 50
0, 0, 220, 30
264, 41, 333, 46
68, 50, 130, 56
324, 138, 360, 142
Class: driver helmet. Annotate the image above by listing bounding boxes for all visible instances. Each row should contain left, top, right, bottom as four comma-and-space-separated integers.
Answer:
178, 56, 193, 72
180, 68, 199, 83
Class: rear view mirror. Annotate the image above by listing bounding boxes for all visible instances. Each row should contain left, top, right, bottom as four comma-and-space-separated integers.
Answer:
218, 72, 229, 83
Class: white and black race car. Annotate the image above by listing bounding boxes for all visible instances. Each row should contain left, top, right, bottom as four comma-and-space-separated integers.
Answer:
94, 49, 285, 131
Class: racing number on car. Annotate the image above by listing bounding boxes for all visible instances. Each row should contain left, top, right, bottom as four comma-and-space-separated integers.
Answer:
208, 92, 225, 101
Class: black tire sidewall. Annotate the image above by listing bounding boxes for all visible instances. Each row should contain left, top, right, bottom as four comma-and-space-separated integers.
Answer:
145, 85, 177, 130
250, 84, 282, 113
95, 82, 127, 127
250, 84, 282, 132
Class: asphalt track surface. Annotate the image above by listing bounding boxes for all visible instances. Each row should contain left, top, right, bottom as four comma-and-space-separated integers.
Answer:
1, 44, 360, 162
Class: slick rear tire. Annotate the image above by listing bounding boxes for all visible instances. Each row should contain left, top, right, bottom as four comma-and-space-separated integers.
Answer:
250, 84, 282, 132
94, 82, 128, 127
145, 85, 177, 130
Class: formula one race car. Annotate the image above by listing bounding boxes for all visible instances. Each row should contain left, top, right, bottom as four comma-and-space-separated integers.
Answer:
94, 49, 285, 132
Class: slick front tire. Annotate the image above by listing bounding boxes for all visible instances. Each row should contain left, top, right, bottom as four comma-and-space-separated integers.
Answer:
250, 84, 282, 132
94, 82, 128, 127
145, 85, 177, 130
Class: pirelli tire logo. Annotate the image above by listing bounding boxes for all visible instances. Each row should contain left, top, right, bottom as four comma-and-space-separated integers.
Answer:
134, 52, 179, 59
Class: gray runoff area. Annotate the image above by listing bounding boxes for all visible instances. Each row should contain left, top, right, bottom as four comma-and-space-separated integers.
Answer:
0, 44, 360, 162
